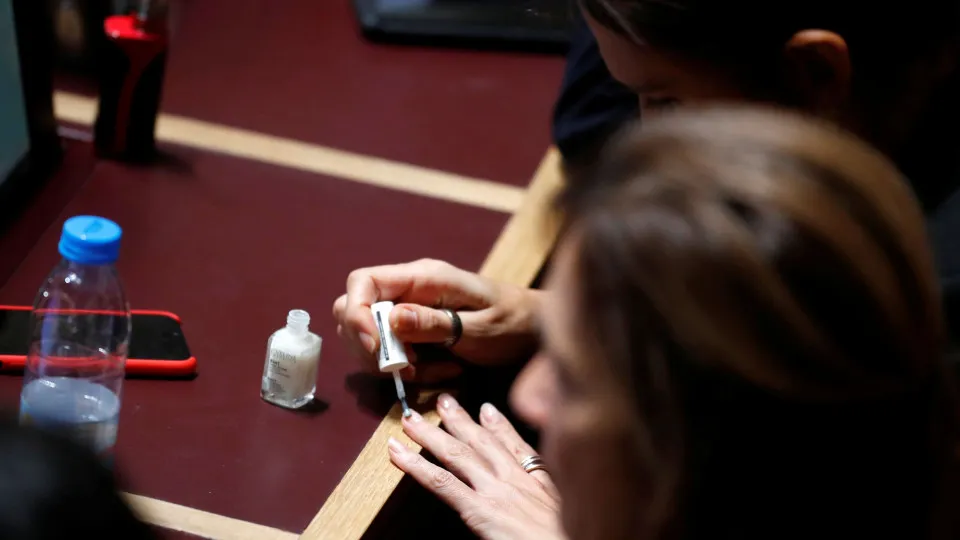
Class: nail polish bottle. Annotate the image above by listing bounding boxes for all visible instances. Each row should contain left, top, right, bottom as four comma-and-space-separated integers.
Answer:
261, 310, 322, 409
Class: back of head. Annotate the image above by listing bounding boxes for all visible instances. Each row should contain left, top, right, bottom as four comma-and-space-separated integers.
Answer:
561, 106, 960, 539
0, 419, 154, 540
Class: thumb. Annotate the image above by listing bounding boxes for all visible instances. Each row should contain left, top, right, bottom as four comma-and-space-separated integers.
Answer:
390, 304, 454, 343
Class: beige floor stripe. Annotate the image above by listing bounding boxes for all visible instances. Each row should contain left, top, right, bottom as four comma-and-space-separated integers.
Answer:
53, 92, 526, 213
124, 493, 299, 540
300, 147, 565, 539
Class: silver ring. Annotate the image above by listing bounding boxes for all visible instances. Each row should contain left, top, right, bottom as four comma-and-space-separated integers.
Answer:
442, 309, 462, 347
519, 454, 547, 474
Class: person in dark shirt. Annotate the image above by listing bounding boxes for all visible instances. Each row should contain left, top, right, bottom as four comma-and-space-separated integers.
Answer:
553, 0, 960, 345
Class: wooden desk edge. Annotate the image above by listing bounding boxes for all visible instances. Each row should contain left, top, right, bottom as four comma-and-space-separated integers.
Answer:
298, 147, 565, 540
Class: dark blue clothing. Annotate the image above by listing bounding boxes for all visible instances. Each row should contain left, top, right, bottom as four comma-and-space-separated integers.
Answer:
551, 15, 638, 171
926, 179, 960, 350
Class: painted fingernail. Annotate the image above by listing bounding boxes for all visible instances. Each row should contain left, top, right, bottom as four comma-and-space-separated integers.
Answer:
439, 393, 458, 411
387, 437, 407, 454
481, 403, 500, 422
404, 409, 423, 423
393, 307, 418, 332
359, 332, 377, 354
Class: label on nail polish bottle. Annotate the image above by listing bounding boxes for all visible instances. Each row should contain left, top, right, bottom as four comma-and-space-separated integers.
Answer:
372, 301, 410, 373
264, 348, 318, 398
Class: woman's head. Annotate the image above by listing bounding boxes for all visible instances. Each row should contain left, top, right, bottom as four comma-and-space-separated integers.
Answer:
511, 107, 958, 539
579, 0, 960, 155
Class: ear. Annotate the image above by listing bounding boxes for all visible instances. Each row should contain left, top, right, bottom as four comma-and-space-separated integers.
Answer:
782, 30, 851, 114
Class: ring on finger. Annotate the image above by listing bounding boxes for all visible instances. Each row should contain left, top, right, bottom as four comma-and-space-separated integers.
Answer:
442, 309, 463, 347
519, 454, 547, 474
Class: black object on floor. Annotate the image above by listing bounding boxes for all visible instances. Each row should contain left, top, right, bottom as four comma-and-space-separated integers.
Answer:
352, 0, 573, 53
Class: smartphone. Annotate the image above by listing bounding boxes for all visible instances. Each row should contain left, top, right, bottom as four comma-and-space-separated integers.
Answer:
0, 305, 196, 378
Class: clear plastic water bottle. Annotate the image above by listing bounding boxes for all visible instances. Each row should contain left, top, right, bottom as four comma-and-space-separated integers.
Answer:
19, 216, 130, 462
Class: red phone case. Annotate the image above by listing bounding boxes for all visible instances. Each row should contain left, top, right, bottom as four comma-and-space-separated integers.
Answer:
0, 305, 197, 377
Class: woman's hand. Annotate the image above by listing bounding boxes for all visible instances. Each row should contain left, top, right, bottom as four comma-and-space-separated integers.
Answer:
388, 394, 565, 540
332, 259, 542, 383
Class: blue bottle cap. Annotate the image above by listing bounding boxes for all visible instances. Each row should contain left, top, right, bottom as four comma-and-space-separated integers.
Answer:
58, 216, 123, 265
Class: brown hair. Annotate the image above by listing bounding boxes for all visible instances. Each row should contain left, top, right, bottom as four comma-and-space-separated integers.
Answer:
562, 106, 960, 539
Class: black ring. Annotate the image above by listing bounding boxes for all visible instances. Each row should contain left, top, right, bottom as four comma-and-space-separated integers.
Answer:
442, 309, 462, 347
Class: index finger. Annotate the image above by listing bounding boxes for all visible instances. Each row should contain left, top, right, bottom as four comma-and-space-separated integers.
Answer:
388, 437, 480, 514
346, 259, 493, 311
343, 260, 493, 337
341, 263, 419, 343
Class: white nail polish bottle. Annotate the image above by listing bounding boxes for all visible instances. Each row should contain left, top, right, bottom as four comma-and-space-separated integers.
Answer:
261, 309, 322, 409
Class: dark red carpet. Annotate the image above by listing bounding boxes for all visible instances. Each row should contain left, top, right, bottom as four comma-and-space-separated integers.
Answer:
153, 528, 205, 540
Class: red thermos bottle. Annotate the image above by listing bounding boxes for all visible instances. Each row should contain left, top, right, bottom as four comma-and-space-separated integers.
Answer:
93, 1, 168, 162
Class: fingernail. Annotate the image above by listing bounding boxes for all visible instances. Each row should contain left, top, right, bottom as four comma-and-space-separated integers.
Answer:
404, 409, 422, 423
481, 403, 500, 422
359, 333, 377, 354
393, 307, 418, 332
439, 393, 458, 411
387, 437, 407, 454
